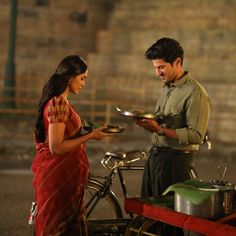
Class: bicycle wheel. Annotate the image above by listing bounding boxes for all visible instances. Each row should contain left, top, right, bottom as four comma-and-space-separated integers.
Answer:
85, 178, 123, 220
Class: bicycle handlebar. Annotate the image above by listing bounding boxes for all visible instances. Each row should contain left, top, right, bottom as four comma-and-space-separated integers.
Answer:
101, 150, 146, 169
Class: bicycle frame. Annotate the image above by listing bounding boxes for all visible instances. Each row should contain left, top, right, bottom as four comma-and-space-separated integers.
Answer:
86, 168, 118, 217
117, 165, 144, 199
86, 164, 144, 219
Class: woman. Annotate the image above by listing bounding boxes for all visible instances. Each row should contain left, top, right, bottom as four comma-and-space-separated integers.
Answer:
32, 55, 111, 235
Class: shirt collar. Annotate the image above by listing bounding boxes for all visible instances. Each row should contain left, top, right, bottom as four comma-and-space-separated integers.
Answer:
164, 71, 188, 88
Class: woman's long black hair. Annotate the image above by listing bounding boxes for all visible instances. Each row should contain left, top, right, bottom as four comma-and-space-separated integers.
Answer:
35, 55, 87, 143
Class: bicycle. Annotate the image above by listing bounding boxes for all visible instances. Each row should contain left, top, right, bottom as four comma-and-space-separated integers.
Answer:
85, 150, 146, 235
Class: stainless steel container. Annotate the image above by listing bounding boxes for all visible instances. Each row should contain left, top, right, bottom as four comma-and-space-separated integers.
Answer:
174, 185, 234, 220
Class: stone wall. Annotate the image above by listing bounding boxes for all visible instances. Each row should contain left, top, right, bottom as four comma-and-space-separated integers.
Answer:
0, 0, 118, 166
88, 0, 236, 144
0, 0, 116, 88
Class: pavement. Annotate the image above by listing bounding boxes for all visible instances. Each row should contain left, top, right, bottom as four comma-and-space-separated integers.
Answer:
0, 169, 34, 236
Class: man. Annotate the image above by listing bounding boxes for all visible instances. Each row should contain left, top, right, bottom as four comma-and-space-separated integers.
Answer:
136, 37, 211, 197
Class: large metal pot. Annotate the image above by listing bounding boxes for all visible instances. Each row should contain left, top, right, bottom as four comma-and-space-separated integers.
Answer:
174, 185, 234, 219
175, 164, 235, 220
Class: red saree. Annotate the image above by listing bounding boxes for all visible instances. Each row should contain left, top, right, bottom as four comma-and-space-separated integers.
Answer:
31, 96, 89, 236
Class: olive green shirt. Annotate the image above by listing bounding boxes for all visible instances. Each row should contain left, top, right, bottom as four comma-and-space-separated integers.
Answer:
152, 72, 211, 151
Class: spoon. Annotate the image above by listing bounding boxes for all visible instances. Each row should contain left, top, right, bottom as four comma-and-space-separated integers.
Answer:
116, 106, 122, 112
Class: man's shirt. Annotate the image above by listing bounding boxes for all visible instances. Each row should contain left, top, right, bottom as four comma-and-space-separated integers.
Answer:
152, 72, 211, 151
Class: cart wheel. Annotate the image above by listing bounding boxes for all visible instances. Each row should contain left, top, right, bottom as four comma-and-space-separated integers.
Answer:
125, 215, 160, 236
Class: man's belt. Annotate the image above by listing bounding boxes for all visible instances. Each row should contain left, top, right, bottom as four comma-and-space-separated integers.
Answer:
150, 146, 194, 154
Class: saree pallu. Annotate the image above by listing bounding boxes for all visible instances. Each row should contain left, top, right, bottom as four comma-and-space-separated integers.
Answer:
32, 144, 89, 236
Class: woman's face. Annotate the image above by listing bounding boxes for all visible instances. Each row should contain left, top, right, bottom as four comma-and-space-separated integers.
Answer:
69, 70, 88, 94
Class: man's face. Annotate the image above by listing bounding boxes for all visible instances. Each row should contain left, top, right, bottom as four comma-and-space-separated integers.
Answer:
152, 58, 179, 84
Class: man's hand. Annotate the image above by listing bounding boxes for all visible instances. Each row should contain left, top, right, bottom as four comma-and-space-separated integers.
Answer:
135, 118, 161, 133
136, 118, 178, 139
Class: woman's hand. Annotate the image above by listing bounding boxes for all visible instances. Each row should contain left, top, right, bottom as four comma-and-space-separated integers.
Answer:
90, 124, 113, 140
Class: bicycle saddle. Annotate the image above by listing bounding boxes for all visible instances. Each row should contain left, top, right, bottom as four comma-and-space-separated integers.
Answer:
105, 152, 126, 160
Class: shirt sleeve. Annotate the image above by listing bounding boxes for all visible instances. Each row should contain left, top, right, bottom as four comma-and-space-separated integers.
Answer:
176, 89, 211, 145
46, 96, 69, 124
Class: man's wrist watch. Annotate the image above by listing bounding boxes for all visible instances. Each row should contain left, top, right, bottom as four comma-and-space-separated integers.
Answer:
157, 128, 165, 136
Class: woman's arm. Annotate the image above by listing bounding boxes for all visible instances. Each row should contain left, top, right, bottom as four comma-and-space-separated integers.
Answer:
48, 123, 111, 156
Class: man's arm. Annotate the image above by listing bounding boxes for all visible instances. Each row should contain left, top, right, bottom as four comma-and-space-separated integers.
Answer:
136, 119, 178, 139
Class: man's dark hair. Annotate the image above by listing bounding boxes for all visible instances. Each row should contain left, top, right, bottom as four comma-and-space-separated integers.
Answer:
145, 37, 184, 65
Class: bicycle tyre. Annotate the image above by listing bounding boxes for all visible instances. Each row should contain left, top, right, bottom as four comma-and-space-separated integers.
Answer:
85, 178, 123, 220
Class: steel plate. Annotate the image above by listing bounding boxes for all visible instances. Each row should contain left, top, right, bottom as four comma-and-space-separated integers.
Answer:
102, 125, 125, 133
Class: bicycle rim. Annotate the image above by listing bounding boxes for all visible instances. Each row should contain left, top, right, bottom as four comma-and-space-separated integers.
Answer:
85, 179, 123, 220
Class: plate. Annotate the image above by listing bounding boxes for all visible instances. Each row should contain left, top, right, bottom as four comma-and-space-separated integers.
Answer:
118, 110, 137, 117
83, 120, 124, 134
102, 125, 125, 134
135, 112, 156, 119
116, 107, 156, 119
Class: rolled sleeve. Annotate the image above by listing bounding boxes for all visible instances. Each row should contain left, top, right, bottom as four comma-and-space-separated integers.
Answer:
186, 91, 210, 143
176, 128, 188, 145
176, 127, 202, 145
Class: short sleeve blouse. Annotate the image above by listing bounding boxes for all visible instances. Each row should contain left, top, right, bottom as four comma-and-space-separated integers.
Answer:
46, 96, 69, 124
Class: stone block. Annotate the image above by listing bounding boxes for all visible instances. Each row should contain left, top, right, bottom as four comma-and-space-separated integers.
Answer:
50, 0, 87, 9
